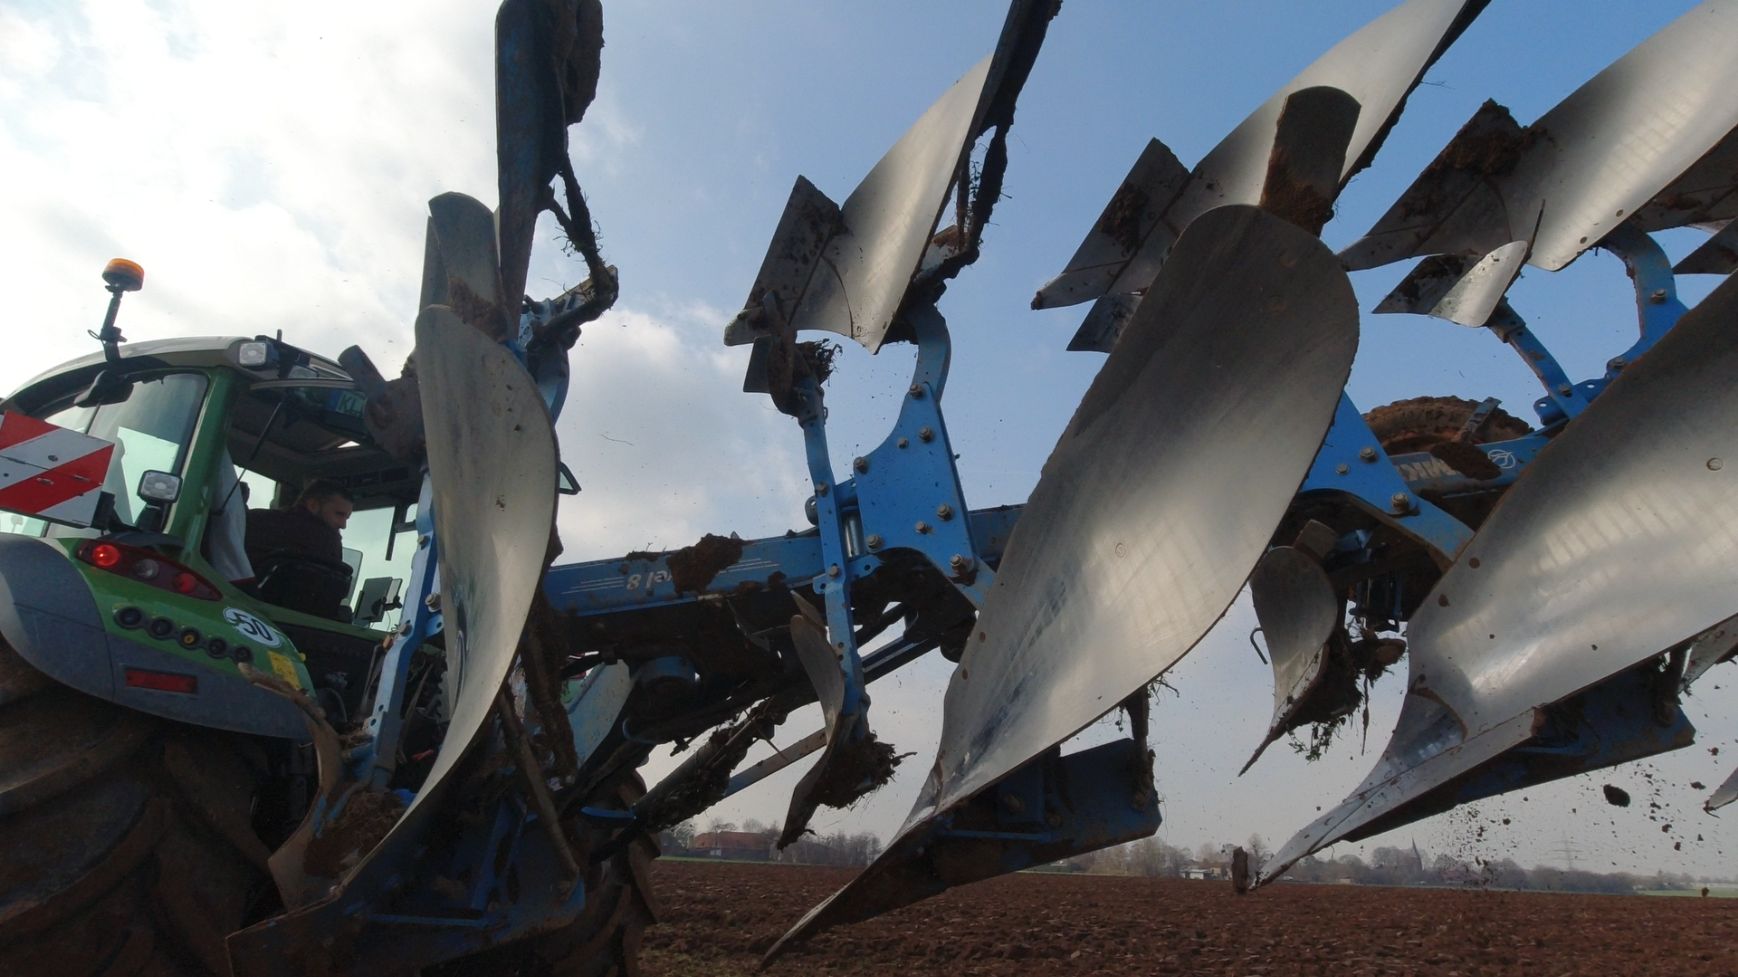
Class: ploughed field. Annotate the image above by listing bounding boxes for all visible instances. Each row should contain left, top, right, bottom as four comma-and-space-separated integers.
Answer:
643, 860, 1738, 977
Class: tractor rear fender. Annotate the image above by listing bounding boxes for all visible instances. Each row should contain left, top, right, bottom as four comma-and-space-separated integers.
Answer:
0, 533, 308, 740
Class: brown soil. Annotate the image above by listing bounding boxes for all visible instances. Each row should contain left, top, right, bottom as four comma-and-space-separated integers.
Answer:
302, 788, 405, 879
1258, 162, 1335, 234
1096, 180, 1150, 254
1363, 396, 1533, 458
808, 730, 907, 810
643, 861, 1738, 977
446, 277, 510, 340
666, 534, 748, 594
1364, 395, 1534, 533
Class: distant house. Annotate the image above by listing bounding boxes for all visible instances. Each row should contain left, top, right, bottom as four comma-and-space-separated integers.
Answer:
691, 831, 772, 861
1182, 864, 1225, 881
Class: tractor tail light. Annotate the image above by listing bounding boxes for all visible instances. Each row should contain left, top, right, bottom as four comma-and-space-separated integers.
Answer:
76, 541, 222, 601
124, 667, 197, 694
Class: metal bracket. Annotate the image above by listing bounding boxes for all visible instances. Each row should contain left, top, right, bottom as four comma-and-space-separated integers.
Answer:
1478, 303, 1596, 427
852, 305, 993, 606
358, 476, 444, 788
1601, 224, 1689, 376
1494, 229, 1688, 428
1298, 393, 1475, 564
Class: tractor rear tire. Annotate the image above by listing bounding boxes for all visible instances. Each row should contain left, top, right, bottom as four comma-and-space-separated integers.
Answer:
0, 638, 271, 977
429, 775, 660, 977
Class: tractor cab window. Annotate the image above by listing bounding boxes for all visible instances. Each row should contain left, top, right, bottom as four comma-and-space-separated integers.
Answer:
335, 504, 416, 631
1, 372, 207, 539
229, 381, 419, 632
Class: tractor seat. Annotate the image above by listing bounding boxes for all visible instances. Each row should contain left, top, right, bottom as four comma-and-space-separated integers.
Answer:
251, 551, 353, 621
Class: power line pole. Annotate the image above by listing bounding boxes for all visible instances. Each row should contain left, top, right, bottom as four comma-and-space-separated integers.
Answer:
1550, 835, 1585, 872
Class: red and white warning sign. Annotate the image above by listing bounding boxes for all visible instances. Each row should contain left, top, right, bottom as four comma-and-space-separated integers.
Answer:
0, 412, 115, 528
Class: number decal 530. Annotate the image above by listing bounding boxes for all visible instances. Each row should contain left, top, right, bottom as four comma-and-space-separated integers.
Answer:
223, 607, 282, 648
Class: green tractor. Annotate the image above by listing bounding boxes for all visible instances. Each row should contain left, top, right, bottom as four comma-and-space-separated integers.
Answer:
0, 259, 428, 975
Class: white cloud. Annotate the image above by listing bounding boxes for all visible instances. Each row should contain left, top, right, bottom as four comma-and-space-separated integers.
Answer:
552, 303, 809, 558
0, 9, 62, 94
568, 86, 644, 172
0, 0, 495, 393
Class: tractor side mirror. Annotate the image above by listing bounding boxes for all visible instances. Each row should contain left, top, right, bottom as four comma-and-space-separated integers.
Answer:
134, 470, 180, 533
137, 471, 181, 504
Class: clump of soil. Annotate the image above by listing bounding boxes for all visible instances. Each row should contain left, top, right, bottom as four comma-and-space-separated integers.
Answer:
1095, 181, 1150, 253
1259, 150, 1335, 232
811, 731, 908, 809
1439, 101, 1535, 175
666, 534, 747, 594
1603, 784, 1632, 808
1431, 440, 1504, 481
447, 278, 510, 340
795, 340, 841, 385
304, 788, 407, 878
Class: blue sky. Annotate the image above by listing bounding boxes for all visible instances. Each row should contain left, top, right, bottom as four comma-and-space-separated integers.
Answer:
3, 0, 1733, 878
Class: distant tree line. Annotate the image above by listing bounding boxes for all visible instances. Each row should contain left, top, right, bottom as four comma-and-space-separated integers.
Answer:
660, 818, 884, 867
660, 820, 1714, 892
1072, 835, 1708, 895
776, 830, 885, 867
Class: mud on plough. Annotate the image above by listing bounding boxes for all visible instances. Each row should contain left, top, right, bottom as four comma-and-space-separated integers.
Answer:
4, 1, 1738, 974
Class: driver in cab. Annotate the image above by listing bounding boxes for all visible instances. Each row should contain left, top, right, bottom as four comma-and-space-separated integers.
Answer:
244, 479, 355, 617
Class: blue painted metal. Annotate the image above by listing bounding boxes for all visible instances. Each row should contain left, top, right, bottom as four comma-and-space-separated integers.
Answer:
579, 302, 1008, 839
535, 291, 1021, 836
647, 294, 1005, 836
473, 793, 532, 911
543, 505, 1023, 619
632, 655, 696, 692
1601, 225, 1689, 376
1299, 393, 1474, 561
1265, 265, 1738, 878
359, 476, 442, 787
851, 307, 994, 606
244, 49, 1711, 972
564, 662, 633, 767
579, 806, 638, 826
544, 532, 822, 612
234, 672, 627, 971
764, 739, 1158, 950
714, 622, 965, 803
232, 318, 606, 973
791, 372, 867, 696
774, 369, 876, 836
1488, 229, 1688, 428
1383, 432, 1549, 502
1338, 663, 1696, 845
1483, 306, 1597, 427
231, 208, 1706, 973
229, 783, 599, 976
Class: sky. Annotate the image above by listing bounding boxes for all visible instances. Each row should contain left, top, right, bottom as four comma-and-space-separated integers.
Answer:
3, 0, 1735, 881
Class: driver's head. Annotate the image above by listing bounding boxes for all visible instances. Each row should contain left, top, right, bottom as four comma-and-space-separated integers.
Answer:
294, 479, 354, 532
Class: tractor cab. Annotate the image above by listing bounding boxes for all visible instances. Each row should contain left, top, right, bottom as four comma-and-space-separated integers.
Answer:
0, 265, 423, 725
